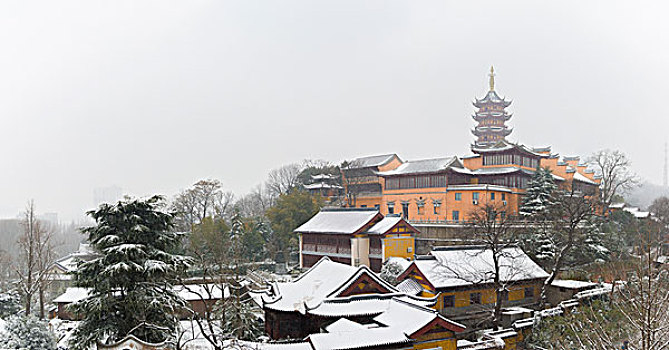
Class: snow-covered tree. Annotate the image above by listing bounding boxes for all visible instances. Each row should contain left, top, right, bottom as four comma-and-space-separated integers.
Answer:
0, 291, 21, 319
519, 167, 558, 218
379, 259, 406, 286
220, 291, 263, 341
69, 196, 192, 349
0, 315, 57, 350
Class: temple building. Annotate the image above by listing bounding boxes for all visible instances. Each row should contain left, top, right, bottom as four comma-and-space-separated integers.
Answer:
295, 208, 418, 272
472, 66, 513, 147
341, 68, 601, 223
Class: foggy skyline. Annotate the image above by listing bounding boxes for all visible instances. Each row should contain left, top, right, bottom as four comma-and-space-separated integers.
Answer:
1, 1, 667, 221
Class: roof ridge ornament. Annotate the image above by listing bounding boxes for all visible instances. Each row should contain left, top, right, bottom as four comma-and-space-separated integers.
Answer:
489, 65, 495, 91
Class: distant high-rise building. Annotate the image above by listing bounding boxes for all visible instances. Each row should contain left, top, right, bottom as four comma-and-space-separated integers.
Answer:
471, 66, 513, 147
93, 185, 123, 206
38, 212, 59, 226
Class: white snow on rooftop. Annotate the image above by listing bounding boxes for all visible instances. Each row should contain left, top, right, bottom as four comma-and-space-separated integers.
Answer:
572, 171, 598, 185
346, 154, 398, 168
413, 246, 548, 289
551, 279, 597, 290
377, 156, 460, 176
366, 216, 403, 235
53, 287, 91, 303
294, 210, 380, 234
263, 258, 360, 312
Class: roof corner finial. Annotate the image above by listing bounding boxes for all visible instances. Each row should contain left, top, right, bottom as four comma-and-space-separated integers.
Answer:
489, 65, 495, 91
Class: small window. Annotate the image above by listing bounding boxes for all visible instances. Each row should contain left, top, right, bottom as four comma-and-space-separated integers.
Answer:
443, 295, 455, 308
524, 287, 535, 299
490, 192, 495, 200
473, 192, 480, 201
374, 204, 380, 210
470, 292, 482, 305
452, 211, 460, 222
455, 193, 462, 201
387, 203, 395, 214
360, 205, 367, 208
501, 193, 506, 201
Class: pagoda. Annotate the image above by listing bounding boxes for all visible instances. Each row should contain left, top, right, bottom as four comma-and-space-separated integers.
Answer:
472, 66, 513, 147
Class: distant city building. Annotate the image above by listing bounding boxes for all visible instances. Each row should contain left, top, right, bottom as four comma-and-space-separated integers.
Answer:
93, 185, 123, 206
38, 212, 58, 226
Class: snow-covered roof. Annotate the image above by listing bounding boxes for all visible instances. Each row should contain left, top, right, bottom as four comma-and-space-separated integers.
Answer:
377, 156, 461, 176
324, 318, 369, 333
307, 293, 434, 318
263, 258, 360, 312
623, 207, 651, 218
311, 174, 337, 181
447, 184, 513, 193
303, 183, 343, 190
174, 283, 229, 301
294, 209, 381, 234
409, 246, 548, 289
572, 171, 598, 185
308, 297, 464, 350
551, 279, 597, 290
471, 140, 547, 158
373, 298, 464, 335
345, 154, 399, 169
53, 284, 229, 305
309, 326, 411, 350
457, 338, 505, 350
609, 202, 626, 209
53, 287, 90, 304
366, 216, 404, 235
451, 166, 566, 182
396, 279, 423, 295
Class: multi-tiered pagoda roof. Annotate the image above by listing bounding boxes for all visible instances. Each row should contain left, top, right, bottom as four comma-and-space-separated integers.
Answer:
471, 66, 513, 147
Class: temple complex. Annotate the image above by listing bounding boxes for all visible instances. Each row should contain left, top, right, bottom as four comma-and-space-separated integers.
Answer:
341, 68, 600, 223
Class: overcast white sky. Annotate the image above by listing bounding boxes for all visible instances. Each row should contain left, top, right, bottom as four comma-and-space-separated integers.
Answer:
0, 1, 667, 221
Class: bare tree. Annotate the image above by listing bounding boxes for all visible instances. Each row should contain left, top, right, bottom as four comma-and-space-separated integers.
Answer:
172, 179, 235, 231
589, 149, 639, 211
266, 163, 303, 198
466, 204, 524, 330
538, 222, 669, 350
15, 200, 55, 318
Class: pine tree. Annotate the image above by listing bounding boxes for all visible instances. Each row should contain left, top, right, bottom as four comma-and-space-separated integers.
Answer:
0, 291, 21, 319
520, 167, 558, 218
69, 196, 192, 349
0, 315, 56, 350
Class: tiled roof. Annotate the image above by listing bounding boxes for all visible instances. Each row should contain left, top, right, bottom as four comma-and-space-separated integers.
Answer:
294, 209, 381, 234
411, 246, 548, 289
345, 154, 399, 168
377, 156, 461, 176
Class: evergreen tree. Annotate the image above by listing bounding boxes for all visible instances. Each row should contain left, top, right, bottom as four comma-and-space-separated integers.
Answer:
379, 260, 406, 286
220, 291, 263, 341
69, 196, 192, 349
519, 167, 558, 218
0, 291, 21, 319
0, 315, 56, 350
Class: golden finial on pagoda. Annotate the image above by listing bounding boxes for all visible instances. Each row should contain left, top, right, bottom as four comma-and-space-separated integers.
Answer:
489, 65, 495, 91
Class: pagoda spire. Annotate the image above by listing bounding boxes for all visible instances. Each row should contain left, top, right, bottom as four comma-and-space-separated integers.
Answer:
489, 65, 495, 91
471, 67, 512, 147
